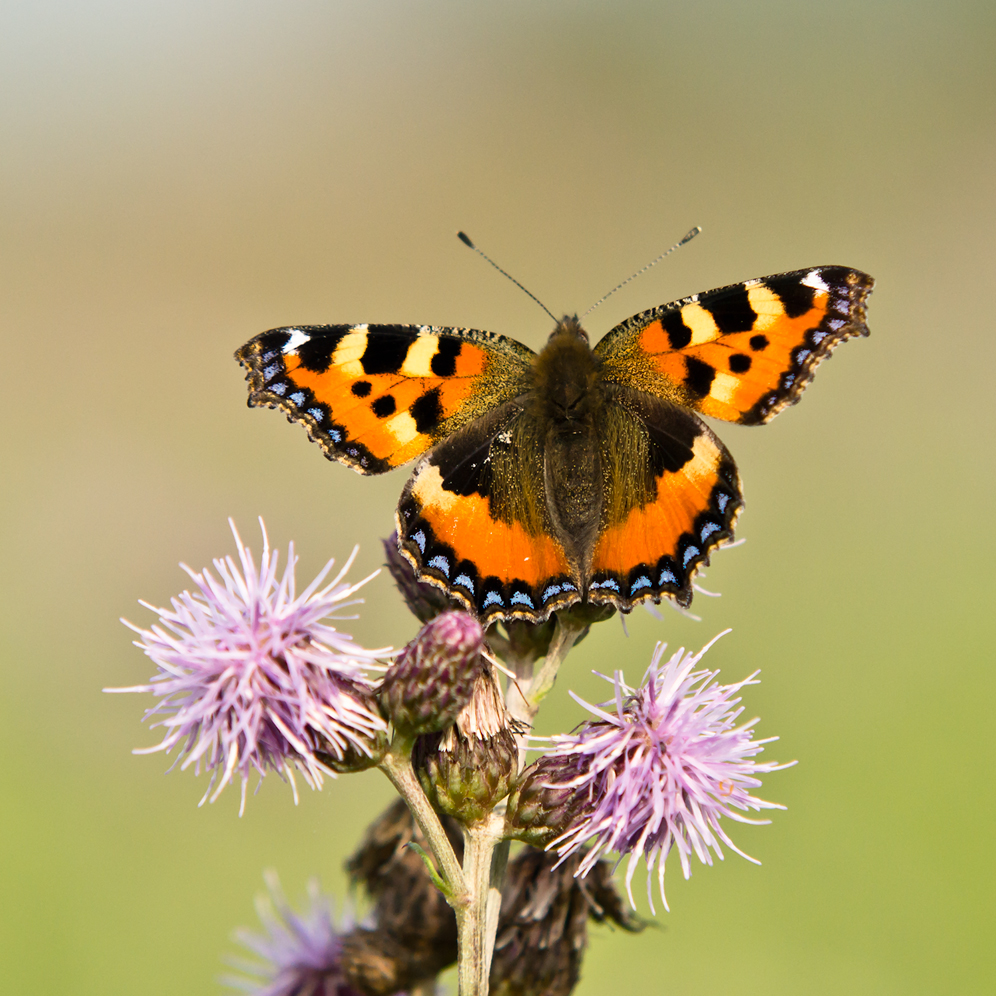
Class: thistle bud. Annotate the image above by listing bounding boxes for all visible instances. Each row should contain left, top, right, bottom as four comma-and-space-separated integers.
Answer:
383, 532, 457, 623
504, 754, 591, 847
490, 847, 642, 996
379, 611, 484, 737
343, 798, 462, 993
414, 665, 517, 824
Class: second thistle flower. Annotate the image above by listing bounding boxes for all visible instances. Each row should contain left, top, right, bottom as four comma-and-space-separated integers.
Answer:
510, 636, 793, 911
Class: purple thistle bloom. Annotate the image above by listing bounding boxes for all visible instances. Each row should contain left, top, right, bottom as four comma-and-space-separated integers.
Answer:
108, 520, 390, 813
223, 872, 372, 996
545, 633, 793, 911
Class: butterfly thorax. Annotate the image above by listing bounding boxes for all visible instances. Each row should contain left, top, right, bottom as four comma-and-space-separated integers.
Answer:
526, 317, 606, 576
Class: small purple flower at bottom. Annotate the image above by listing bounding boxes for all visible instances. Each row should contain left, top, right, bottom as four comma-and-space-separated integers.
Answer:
223, 872, 376, 996
108, 520, 390, 813
544, 633, 793, 911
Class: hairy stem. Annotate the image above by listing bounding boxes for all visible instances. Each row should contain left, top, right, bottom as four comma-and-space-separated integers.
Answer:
379, 748, 467, 904
456, 815, 505, 996
504, 615, 586, 765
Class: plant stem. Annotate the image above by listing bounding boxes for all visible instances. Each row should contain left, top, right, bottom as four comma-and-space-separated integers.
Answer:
504, 615, 587, 765
456, 815, 505, 996
379, 748, 467, 904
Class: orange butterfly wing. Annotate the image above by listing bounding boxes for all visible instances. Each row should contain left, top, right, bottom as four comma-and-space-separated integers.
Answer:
236, 324, 534, 474
587, 389, 743, 610
396, 404, 580, 623
595, 266, 873, 425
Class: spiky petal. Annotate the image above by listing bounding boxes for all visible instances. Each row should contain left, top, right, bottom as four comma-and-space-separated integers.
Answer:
542, 635, 793, 911
108, 520, 390, 813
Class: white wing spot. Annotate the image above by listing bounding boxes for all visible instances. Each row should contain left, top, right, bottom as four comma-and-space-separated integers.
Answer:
801, 270, 829, 293
281, 329, 309, 354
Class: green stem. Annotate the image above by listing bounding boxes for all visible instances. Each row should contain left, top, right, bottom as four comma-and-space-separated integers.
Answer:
504, 615, 586, 766
378, 749, 467, 905
456, 815, 505, 996
525, 616, 586, 711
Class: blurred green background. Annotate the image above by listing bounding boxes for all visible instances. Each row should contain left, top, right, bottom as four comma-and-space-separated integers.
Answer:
1, 1, 993, 993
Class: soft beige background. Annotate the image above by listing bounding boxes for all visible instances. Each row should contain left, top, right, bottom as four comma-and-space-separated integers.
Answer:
1, 1, 993, 993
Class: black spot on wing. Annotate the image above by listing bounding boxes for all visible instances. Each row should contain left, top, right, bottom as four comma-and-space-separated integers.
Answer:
372, 395, 396, 418
661, 310, 692, 349
360, 326, 419, 375
296, 328, 350, 373
749, 334, 769, 351
410, 388, 444, 434
764, 276, 816, 319
702, 285, 757, 334
430, 337, 461, 376
438, 446, 492, 498
729, 353, 751, 373
645, 418, 696, 476
352, 381, 372, 397
684, 356, 716, 397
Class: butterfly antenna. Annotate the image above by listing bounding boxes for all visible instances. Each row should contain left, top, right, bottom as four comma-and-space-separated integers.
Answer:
457, 231, 558, 324
581, 226, 702, 319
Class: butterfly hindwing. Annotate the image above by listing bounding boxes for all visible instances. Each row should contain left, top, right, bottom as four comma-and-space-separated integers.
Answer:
236, 324, 534, 474
589, 389, 743, 609
595, 266, 873, 425
396, 402, 581, 624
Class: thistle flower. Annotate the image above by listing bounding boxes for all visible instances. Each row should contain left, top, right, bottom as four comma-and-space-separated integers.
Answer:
542, 634, 793, 911
223, 872, 371, 996
108, 520, 390, 813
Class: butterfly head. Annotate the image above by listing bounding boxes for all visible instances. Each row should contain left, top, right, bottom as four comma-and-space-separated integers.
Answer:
549, 314, 589, 346
532, 315, 602, 428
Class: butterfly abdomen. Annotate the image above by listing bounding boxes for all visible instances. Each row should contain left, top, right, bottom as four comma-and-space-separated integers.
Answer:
528, 320, 607, 574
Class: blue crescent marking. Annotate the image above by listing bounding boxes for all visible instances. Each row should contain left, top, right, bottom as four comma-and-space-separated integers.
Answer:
454, 573, 475, 594
510, 591, 534, 607
483, 590, 504, 608
700, 521, 720, 541
682, 545, 700, 567
412, 530, 427, 553
428, 555, 450, 578
591, 578, 620, 592
659, 567, 679, 586
630, 575, 651, 592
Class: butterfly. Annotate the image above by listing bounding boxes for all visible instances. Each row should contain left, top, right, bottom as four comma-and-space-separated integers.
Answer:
236, 265, 872, 625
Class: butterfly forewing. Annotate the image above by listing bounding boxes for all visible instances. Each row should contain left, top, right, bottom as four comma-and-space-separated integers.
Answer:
237, 323, 534, 474
595, 266, 873, 425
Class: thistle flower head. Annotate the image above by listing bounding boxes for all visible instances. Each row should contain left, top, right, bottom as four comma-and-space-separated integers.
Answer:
224, 872, 370, 996
109, 520, 390, 813
544, 634, 792, 911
